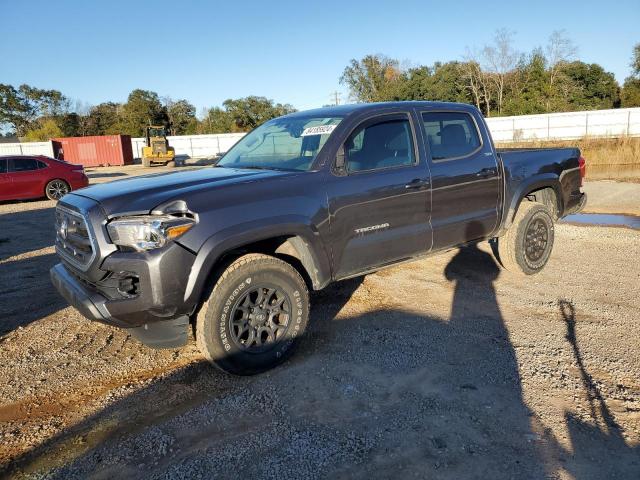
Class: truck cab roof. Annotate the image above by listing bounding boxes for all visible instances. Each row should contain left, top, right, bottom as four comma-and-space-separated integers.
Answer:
283, 101, 480, 119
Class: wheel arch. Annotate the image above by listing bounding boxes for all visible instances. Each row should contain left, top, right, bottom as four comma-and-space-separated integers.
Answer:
182, 220, 332, 308
500, 174, 563, 233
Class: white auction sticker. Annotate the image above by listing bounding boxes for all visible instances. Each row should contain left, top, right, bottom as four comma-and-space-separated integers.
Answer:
300, 124, 337, 136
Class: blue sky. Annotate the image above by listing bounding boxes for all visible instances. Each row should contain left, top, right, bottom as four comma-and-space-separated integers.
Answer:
2, 0, 638, 114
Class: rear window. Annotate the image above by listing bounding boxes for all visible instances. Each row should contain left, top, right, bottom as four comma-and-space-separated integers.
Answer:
421, 112, 481, 160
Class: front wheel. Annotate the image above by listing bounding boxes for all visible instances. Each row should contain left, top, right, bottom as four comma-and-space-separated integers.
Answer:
492, 201, 555, 275
196, 254, 309, 375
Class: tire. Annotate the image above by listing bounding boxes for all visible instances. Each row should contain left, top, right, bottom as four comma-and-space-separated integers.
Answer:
492, 201, 555, 275
142, 158, 151, 167
45, 179, 70, 200
166, 160, 176, 168
196, 253, 309, 375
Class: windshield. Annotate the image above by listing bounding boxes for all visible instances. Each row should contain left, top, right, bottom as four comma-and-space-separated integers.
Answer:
218, 115, 343, 171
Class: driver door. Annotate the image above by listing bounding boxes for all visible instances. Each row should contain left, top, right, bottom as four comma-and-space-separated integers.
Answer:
327, 113, 432, 279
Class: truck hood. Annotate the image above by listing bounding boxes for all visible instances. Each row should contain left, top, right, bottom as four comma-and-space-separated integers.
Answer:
72, 167, 294, 216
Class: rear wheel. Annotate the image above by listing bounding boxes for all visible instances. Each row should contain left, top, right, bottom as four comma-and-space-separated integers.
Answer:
492, 201, 555, 275
196, 254, 309, 375
45, 179, 70, 200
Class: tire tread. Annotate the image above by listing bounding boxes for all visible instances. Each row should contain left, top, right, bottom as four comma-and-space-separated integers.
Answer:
195, 253, 308, 373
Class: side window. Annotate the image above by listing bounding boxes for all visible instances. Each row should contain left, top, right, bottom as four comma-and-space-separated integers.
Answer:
10, 158, 40, 172
0, 159, 7, 174
37, 160, 48, 169
421, 112, 481, 160
346, 118, 415, 173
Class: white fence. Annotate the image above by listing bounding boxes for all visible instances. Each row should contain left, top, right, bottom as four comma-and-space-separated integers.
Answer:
1, 107, 639, 161
130, 133, 245, 159
486, 107, 640, 142
0, 141, 54, 157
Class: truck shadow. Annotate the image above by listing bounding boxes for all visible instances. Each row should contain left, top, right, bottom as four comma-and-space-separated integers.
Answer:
4, 242, 636, 477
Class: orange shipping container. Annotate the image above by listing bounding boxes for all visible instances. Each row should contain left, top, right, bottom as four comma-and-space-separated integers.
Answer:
52, 135, 133, 167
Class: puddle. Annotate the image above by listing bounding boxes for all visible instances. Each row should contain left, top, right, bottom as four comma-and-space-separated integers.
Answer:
560, 213, 640, 229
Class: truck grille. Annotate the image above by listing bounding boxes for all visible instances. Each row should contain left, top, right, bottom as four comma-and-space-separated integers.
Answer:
55, 205, 96, 270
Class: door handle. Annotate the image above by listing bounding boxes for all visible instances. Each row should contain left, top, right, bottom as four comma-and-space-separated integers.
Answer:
405, 178, 430, 189
476, 168, 497, 178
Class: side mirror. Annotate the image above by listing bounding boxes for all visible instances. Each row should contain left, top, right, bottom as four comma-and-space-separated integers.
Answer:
335, 145, 347, 174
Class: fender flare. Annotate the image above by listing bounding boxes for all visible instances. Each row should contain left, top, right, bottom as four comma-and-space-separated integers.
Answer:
181, 215, 332, 306
501, 174, 563, 232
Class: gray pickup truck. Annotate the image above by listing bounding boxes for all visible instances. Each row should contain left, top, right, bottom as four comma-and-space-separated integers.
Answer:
51, 101, 586, 374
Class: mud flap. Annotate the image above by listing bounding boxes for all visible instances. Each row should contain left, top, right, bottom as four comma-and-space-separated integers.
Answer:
129, 315, 190, 349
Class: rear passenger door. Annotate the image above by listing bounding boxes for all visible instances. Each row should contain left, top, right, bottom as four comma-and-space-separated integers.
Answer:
327, 113, 432, 279
420, 109, 500, 250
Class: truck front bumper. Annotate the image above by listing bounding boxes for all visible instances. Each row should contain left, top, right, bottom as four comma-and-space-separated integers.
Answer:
50, 242, 196, 349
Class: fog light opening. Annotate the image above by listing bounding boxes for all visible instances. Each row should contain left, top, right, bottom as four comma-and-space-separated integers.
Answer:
117, 274, 140, 297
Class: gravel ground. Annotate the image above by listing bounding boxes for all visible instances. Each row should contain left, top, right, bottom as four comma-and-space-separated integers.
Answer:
0, 168, 639, 479
582, 181, 640, 215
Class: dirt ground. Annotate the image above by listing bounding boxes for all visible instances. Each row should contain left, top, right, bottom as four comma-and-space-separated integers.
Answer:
0, 165, 639, 479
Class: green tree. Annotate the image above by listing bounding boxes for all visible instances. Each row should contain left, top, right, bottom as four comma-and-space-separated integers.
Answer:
0, 84, 69, 136
621, 78, 640, 107
85, 102, 122, 136
57, 112, 83, 137
621, 43, 640, 107
401, 62, 471, 103
199, 107, 234, 133
502, 51, 549, 115
165, 98, 197, 135
23, 118, 63, 141
340, 54, 404, 102
222, 96, 296, 131
562, 61, 620, 110
119, 89, 167, 136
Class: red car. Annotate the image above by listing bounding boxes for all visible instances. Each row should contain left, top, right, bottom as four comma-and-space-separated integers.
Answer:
0, 155, 89, 201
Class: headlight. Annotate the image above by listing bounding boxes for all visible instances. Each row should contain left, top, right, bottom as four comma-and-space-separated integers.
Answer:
107, 215, 196, 251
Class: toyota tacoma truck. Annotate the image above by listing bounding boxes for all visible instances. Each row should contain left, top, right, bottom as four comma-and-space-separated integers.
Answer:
51, 101, 586, 375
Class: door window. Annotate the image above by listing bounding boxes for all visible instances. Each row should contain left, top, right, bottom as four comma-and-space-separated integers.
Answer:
346, 118, 415, 173
421, 112, 481, 160
0, 159, 7, 173
10, 158, 41, 172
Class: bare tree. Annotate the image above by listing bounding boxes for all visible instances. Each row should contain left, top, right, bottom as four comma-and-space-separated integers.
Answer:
545, 30, 578, 110
462, 48, 493, 116
482, 28, 519, 115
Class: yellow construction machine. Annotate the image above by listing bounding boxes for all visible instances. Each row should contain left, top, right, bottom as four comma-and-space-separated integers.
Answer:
142, 125, 176, 167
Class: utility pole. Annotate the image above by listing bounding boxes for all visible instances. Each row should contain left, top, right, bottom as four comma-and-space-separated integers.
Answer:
329, 91, 341, 106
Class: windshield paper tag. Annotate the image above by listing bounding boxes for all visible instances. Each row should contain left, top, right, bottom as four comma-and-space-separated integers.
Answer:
301, 125, 337, 136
